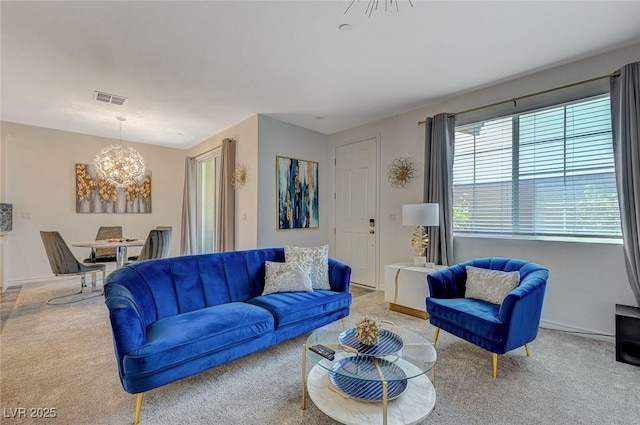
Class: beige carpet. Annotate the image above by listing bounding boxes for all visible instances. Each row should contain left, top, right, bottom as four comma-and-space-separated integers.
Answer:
1, 280, 640, 425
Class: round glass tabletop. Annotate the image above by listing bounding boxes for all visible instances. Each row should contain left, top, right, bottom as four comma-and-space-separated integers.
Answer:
305, 320, 436, 382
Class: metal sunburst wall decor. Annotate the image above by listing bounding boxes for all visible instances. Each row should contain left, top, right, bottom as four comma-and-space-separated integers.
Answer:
387, 157, 416, 188
232, 163, 248, 189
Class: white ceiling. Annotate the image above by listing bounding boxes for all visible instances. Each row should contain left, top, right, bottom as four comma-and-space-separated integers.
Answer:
2, 1, 640, 150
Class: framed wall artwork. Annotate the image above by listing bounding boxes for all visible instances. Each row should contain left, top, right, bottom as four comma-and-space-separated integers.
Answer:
276, 156, 318, 230
75, 163, 152, 213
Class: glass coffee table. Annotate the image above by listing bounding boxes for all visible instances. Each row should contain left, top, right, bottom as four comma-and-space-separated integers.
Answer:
302, 320, 437, 425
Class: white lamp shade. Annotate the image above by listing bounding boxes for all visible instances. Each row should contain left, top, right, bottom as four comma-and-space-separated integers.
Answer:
402, 203, 439, 226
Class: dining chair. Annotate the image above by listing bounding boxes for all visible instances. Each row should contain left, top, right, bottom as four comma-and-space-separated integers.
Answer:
83, 226, 123, 263
40, 231, 106, 305
127, 228, 172, 263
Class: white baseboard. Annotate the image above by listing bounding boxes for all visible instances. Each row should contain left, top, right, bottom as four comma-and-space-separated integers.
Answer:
540, 319, 614, 343
5, 270, 111, 290
351, 281, 377, 291
3, 276, 74, 293
6, 274, 79, 287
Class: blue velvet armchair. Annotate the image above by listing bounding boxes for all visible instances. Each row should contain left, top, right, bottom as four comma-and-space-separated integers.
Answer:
426, 257, 549, 378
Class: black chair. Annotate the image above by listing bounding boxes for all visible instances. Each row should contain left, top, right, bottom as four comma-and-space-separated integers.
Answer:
40, 231, 106, 305
83, 226, 122, 263
127, 228, 172, 263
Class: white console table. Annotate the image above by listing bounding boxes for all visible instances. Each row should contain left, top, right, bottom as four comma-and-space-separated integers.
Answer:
384, 263, 447, 320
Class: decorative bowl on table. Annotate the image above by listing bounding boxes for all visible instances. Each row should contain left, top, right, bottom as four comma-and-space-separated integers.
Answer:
338, 327, 404, 357
329, 356, 408, 402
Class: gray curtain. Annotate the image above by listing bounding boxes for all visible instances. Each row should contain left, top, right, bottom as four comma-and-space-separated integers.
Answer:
180, 156, 197, 255
423, 113, 455, 265
612, 61, 640, 306
216, 138, 236, 252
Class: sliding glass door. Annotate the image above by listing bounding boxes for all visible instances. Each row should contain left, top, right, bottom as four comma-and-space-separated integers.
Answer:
196, 151, 221, 253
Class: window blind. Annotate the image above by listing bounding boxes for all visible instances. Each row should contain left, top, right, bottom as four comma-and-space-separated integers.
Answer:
453, 94, 621, 239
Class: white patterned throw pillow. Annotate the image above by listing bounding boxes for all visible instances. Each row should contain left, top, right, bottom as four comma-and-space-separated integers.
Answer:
284, 245, 330, 290
465, 266, 520, 305
262, 261, 313, 295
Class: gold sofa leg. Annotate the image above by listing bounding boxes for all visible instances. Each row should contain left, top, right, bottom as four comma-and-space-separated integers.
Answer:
133, 393, 144, 425
525, 344, 531, 357
433, 328, 440, 346
492, 353, 498, 379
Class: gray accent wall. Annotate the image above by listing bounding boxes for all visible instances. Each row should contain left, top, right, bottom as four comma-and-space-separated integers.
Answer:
257, 115, 329, 248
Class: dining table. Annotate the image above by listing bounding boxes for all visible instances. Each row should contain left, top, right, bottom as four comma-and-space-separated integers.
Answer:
72, 238, 146, 269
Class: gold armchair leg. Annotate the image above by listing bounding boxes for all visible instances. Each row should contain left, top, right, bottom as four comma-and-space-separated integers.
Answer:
492, 353, 498, 379
433, 327, 440, 346
525, 344, 531, 357
133, 393, 144, 425
341, 317, 347, 330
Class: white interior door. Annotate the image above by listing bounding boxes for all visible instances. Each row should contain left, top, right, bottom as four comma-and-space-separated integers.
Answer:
335, 138, 377, 288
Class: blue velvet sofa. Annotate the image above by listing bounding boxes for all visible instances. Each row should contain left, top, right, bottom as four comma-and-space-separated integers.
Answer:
104, 247, 351, 424
426, 257, 549, 378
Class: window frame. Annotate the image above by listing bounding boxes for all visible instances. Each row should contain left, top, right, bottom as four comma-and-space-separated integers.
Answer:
452, 93, 622, 243
195, 148, 221, 253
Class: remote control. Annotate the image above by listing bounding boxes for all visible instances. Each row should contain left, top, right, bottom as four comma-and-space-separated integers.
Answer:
309, 344, 335, 361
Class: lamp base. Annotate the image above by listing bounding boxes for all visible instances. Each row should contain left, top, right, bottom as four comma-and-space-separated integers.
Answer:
413, 256, 426, 267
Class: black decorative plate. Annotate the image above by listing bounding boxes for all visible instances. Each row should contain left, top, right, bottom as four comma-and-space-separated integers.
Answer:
329, 356, 408, 402
338, 328, 404, 356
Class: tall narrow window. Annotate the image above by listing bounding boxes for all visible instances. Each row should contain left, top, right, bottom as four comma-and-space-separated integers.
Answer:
196, 151, 221, 253
453, 94, 621, 240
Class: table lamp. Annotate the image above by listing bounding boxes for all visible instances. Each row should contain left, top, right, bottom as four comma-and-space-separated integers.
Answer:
402, 203, 439, 266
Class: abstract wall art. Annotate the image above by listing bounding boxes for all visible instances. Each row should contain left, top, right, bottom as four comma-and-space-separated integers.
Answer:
75, 163, 152, 213
276, 156, 318, 230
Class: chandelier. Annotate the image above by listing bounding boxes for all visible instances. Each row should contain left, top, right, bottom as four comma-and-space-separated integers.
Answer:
345, 0, 413, 18
94, 117, 146, 187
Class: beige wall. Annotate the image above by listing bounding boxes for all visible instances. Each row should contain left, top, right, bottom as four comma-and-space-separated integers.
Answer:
329, 42, 640, 337
186, 115, 259, 250
3, 40, 638, 336
2, 112, 324, 290
1, 125, 6, 290
2, 122, 185, 288
187, 114, 330, 250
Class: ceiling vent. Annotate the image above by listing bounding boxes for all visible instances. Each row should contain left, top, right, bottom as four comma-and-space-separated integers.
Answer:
94, 91, 127, 106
